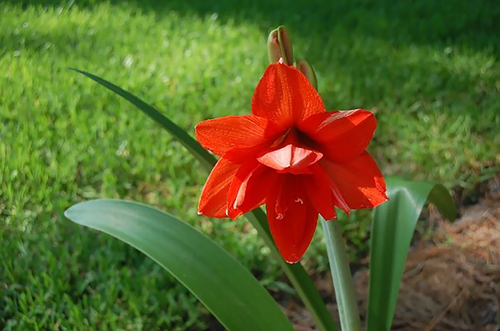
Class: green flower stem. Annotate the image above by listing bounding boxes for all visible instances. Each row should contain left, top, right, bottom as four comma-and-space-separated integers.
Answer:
321, 217, 361, 331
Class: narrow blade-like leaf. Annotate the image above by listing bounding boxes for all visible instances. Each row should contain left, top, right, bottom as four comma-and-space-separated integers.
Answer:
65, 199, 294, 331
71, 70, 338, 331
69, 68, 215, 170
367, 177, 457, 331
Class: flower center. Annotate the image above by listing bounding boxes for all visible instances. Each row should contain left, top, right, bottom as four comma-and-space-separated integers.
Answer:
257, 128, 323, 174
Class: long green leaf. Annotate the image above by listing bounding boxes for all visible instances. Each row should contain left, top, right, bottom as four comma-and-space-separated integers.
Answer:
72, 69, 338, 331
69, 68, 215, 170
65, 199, 294, 331
366, 177, 457, 331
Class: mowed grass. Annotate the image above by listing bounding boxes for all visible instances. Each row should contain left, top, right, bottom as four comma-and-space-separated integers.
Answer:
1, 0, 499, 329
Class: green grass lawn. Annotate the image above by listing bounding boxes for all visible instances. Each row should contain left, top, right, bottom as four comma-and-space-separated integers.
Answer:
1, 0, 499, 329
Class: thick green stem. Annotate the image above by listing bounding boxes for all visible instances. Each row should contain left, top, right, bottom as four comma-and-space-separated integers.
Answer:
321, 217, 361, 331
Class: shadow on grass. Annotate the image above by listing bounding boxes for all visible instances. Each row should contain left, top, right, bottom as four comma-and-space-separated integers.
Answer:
4, 0, 500, 57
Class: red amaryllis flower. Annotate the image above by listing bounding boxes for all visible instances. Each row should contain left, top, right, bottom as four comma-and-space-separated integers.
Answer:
195, 63, 388, 263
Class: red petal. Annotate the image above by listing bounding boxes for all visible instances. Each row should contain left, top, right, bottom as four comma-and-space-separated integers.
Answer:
266, 175, 319, 263
226, 162, 273, 219
252, 63, 325, 129
304, 165, 336, 220
330, 179, 351, 215
198, 157, 239, 218
195, 115, 280, 157
300, 109, 377, 162
321, 152, 388, 209
257, 144, 323, 174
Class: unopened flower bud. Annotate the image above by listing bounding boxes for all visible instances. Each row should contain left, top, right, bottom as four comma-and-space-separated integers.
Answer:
267, 26, 293, 65
296, 59, 318, 90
